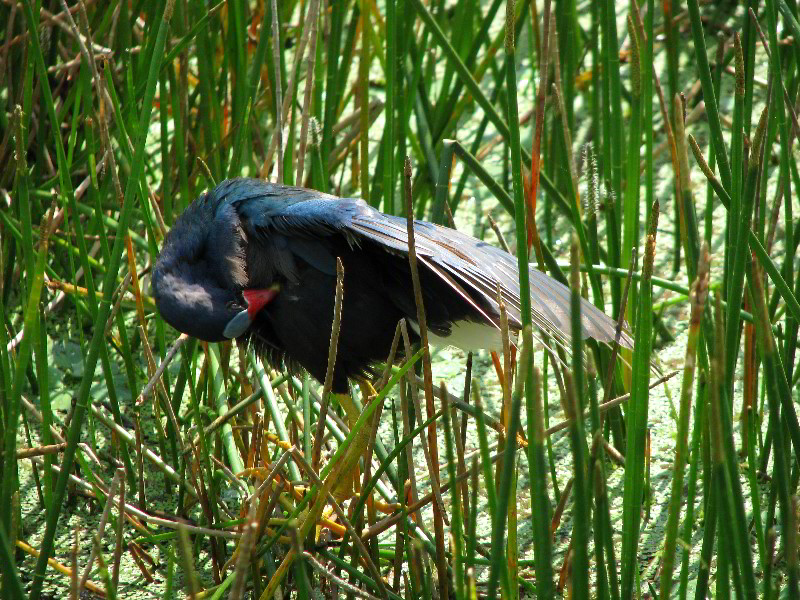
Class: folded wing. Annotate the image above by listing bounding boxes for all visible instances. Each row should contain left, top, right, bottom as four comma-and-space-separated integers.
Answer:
217, 178, 633, 351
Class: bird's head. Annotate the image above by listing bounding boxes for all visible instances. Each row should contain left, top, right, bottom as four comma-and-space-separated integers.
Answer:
152, 192, 251, 342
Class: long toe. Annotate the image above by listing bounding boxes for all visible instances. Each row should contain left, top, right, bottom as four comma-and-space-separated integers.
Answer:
329, 388, 374, 503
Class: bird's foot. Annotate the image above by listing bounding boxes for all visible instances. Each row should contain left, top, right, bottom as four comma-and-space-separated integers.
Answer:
329, 385, 373, 502
292, 382, 377, 546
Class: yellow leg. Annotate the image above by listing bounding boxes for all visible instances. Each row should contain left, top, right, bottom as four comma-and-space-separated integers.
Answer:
329, 381, 377, 502
264, 382, 378, 599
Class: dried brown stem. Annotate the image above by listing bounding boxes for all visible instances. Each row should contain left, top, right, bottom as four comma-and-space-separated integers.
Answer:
296, 0, 321, 185
404, 155, 447, 599
312, 257, 345, 472
400, 321, 447, 521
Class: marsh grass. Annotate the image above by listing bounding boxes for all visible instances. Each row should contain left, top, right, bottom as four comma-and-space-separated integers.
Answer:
0, 0, 798, 599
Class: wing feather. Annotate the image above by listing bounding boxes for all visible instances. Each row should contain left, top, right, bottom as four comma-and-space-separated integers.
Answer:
349, 211, 633, 349
215, 178, 633, 350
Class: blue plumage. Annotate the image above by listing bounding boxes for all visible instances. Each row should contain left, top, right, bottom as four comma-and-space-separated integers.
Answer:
153, 178, 631, 391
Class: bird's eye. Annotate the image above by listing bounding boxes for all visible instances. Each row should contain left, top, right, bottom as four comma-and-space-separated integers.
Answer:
227, 297, 245, 311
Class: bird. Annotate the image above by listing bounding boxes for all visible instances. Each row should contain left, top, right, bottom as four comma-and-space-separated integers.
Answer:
152, 177, 632, 503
